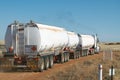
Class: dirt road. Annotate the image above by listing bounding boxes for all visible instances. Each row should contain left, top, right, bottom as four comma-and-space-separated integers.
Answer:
0, 53, 103, 80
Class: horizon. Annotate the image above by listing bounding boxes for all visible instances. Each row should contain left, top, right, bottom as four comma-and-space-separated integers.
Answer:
0, 0, 120, 42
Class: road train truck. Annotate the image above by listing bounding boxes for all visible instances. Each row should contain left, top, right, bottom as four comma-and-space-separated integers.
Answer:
1, 21, 99, 71
79, 34, 99, 56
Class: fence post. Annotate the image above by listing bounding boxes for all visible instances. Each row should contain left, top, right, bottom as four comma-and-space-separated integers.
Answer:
98, 64, 102, 80
111, 65, 113, 80
109, 65, 115, 80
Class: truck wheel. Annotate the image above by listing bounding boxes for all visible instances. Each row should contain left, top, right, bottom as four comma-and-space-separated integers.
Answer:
74, 53, 76, 59
86, 50, 89, 56
66, 53, 69, 62
91, 50, 95, 55
49, 55, 54, 68
60, 53, 64, 63
78, 52, 80, 58
44, 56, 49, 70
76, 52, 78, 59
77, 52, 80, 58
38, 57, 44, 72
64, 53, 67, 62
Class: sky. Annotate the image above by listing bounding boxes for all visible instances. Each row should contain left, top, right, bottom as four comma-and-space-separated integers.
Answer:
0, 0, 120, 42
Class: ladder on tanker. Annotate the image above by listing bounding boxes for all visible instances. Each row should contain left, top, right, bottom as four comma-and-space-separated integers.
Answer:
16, 26, 25, 55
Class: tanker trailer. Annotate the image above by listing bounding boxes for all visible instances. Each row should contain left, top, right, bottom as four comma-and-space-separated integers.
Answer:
3, 21, 69, 71
79, 34, 99, 56
67, 31, 80, 59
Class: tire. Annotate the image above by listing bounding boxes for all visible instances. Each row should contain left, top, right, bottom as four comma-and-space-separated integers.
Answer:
77, 51, 80, 58
66, 53, 69, 62
76, 52, 78, 59
73, 52, 76, 59
44, 56, 49, 70
60, 53, 64, 63
86, 50, 89, 56
78, 52, 80, 58
92, 50, 95, 55
38, 57, 44, 72
64, 53, 67, 62
49, 55, 54, 68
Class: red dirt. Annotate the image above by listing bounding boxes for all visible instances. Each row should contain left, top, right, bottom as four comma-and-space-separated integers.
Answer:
0, 53, 103, 80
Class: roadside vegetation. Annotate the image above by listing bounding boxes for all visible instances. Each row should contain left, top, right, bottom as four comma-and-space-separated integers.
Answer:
47, 51, 120, 80
0, 42, 120, 80
48, 43, 120, 80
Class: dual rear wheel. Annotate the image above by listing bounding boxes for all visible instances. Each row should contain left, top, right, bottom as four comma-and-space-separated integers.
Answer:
60, 52, 69, 63
37, 55, 54, 72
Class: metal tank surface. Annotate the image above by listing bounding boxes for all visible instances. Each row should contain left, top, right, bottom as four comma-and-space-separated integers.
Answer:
80, 35, 95, 49
5, 22, 25, 56
67, 31, 79, 48
5, 21, 69, 56
25, 23, 69, 52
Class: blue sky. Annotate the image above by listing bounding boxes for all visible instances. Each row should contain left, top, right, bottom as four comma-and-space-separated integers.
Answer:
0, 0, 120, 42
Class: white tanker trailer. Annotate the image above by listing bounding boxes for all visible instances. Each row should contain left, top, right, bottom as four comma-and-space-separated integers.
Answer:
5, 22, 68, 56
4, 21, 72, 71
67, 31, 80, 59
79, 34, 100, 56
0, 21, 99, 72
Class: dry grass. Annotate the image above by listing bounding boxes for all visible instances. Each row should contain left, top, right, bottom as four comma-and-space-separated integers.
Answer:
0, 40, 4, 45
48, 43, 120, 80
0, 40, 5, 57
99, 43, 120, 51
48, 52, 120, 80
0, 41, 120, 80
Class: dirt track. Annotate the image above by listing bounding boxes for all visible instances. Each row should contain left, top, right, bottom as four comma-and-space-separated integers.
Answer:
0, 52, 103, 80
